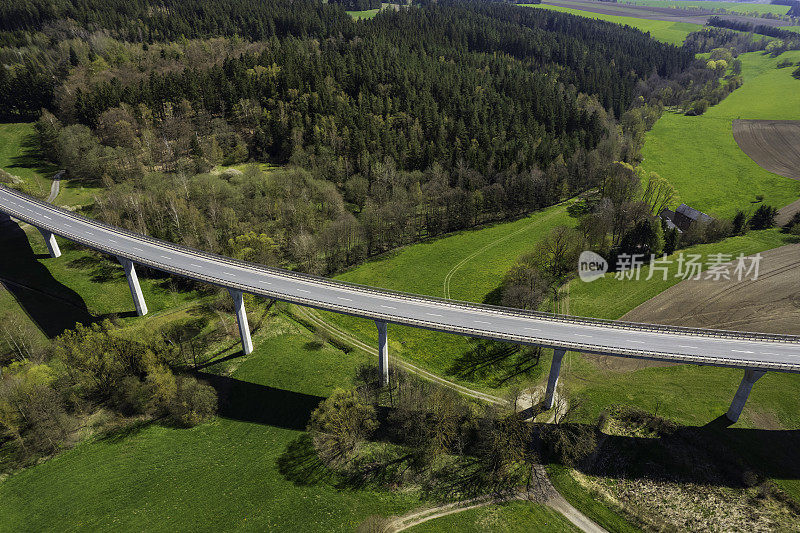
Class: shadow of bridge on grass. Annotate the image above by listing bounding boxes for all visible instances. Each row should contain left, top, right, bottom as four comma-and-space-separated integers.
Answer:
0, 219, 97, 337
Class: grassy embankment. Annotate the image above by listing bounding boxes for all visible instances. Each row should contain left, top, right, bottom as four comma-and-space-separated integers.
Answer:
0, 122, 101, 206
522, 3, 702, 45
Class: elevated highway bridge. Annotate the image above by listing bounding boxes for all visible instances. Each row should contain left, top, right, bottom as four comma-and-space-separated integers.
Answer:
2, 185, 797, 422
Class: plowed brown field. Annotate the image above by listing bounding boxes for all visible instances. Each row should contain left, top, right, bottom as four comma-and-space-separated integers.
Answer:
591, 244, 800, 371
733, 120, 800, 181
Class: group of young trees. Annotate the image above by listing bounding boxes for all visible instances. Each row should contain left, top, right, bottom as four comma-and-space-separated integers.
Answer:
0, 321, 217, 468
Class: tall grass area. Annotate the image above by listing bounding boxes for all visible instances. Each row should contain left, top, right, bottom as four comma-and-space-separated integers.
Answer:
641, 50, 800, 219
522, 3, 701, 44
622, 0, 792, 16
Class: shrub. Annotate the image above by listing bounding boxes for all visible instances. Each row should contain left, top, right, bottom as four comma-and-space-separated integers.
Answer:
732, 210, 747, 235
167, 376, 218, 427
749, 205, 777, 230
308, 388, 378, 467
111, 376, 148, 416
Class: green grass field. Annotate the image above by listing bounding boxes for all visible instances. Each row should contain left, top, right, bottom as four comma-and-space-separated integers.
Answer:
640, 50, 800, 219
622, 0, 791, 16
0, 122, 57, 199
0, 314, 429, 531
522, 3, 701, 44
321, 201, 575, 392
347, 8, 381, 19
0, 122, 101, 205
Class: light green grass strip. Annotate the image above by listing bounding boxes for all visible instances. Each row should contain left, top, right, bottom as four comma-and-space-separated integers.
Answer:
522, 3, 701, 44
623, 0, 791, 16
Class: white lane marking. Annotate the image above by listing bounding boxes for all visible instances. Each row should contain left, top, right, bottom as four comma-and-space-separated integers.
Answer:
337, 297, 353, 301
679, 345, 698, 349
297, 289, 310, 293
42, 215, 51, 220
85, 232, 94, 236
761, 352, 780, 356
574, 334, 592, 338
524, 327, 540, 331
222, 271, 237, 277
190, 263, 204, 268
628, 340, 645, 344
160, 255, 171, 259
259, 280, 272, 285
107, 239, 117, 243
474, 320, 491, 325
426, 313, 443, 317
63, 223, 72, 227
132, 247, 144, 252
381, 305, 397, 309
731, 349, 754, 354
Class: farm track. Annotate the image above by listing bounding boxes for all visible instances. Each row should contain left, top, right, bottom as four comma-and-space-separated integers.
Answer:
442, 207, 563, 300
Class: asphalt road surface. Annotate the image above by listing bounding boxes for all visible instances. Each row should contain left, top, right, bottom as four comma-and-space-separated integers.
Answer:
2, 185, 800, 373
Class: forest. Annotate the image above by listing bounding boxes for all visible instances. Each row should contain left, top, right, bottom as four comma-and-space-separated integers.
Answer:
0, 0, 698, 274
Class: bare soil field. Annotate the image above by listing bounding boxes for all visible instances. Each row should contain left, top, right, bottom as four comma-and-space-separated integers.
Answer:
543, 0, 796, 26
733, 120, 800, 181
590, 243, 800, 371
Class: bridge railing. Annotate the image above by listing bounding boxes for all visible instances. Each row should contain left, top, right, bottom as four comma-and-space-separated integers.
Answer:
3, 185, 800, 358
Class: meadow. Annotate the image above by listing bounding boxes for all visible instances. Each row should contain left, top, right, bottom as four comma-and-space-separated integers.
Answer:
640, 50, 800, 219
523, 3, 702, 44
0, 312, 429, 531
0, 122, 101, 206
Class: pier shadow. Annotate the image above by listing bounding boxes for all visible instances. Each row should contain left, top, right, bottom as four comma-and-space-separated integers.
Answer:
0, 220, 95, 337
539, 419, 800, 489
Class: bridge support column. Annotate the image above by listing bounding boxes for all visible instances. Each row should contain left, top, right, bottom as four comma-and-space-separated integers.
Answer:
117, 257, 148, 316
229, 289, 253, 355
37, 228, 61, 258
375, 320, 389, 387
726, 369, 766, 423
544, 348, 566, 410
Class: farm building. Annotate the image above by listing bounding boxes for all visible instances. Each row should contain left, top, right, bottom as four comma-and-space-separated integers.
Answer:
660, 203, 714, 232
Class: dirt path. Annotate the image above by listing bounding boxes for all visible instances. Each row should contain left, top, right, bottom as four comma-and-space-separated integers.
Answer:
47, 170, 63, 203
388, 465, 607, 532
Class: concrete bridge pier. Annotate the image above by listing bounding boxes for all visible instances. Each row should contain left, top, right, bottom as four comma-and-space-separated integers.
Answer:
544, 348, 566, 410
375, 320, 389, 386
726, 369, 766, 423
117, 257, 148, 316
37, 228, 61, 258
229, 289, 253, 355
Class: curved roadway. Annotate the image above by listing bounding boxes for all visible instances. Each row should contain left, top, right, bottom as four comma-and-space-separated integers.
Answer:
2, 185, 800, 373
